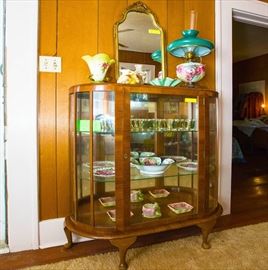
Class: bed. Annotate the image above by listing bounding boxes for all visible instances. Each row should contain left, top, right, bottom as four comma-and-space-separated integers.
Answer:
233, 117, 268, 152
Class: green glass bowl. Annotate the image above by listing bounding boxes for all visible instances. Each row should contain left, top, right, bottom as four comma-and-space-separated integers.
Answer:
149, 77, 181, 87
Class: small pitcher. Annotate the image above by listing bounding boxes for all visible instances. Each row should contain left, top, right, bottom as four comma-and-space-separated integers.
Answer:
82, 53, 115, 82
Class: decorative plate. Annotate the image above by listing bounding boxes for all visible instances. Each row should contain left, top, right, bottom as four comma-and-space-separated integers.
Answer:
140, 152, 156, 157
93, 167, 115, 177
98, 196, 115, 207
107, 209, 133, 222
161, 156, 187, 163
168, 202, 193, 214
177, 161, 198, 172
149, 189, 170, 198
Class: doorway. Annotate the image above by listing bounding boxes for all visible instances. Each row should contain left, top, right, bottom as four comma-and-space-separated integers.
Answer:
231, 19, 268, 214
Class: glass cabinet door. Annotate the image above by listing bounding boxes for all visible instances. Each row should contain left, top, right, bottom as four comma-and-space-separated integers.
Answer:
129, 93, 199, 225
73, 91, 116, 228
208, 97, 218, 210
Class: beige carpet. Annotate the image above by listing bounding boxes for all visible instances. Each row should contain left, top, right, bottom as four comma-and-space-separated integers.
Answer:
25, 222, 268, 270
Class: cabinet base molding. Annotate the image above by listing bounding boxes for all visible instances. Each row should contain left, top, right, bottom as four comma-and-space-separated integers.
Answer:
64, 204, 223, 269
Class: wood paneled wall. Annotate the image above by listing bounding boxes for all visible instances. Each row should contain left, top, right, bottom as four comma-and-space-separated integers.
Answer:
39, 0, 215, 221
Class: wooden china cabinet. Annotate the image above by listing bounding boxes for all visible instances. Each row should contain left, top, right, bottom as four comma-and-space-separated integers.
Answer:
64, 83, 222, 270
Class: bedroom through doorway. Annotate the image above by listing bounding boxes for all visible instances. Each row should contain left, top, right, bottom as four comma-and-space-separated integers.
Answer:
231, 16, 268, 215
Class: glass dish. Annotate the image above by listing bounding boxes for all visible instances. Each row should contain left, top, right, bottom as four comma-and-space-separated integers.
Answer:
168, 202, 193, 214
98, 196, 116, 207
93, 167, 115, 177
149, 189, 170, 198
107, 209, 133, 222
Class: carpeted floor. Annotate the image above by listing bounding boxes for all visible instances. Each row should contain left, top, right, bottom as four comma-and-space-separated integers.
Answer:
24, 222, 268, 270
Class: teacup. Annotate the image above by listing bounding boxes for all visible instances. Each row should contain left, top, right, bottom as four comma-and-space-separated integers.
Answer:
130, 190, 144, 202
142, 202, 161, 218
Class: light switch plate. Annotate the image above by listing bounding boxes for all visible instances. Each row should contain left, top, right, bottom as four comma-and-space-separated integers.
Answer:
39, 56, 61, 73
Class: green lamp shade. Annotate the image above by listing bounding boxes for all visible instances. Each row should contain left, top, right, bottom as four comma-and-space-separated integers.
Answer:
167, 29, 214, 58
151, 49, 162, 63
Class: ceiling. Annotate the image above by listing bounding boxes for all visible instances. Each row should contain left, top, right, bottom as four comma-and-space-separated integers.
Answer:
118, 12, 161, 53
233, 20, 268, 63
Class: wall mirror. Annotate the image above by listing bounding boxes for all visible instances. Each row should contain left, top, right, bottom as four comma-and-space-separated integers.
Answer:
114, 1, 166, 81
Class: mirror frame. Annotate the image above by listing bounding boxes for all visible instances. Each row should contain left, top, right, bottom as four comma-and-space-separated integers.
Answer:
114, 1, 167, 80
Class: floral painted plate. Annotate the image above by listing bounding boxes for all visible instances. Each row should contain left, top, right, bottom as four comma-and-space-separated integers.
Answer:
168, 202, 193, 214
93, 167, 115, 177
177, 161, 198, 172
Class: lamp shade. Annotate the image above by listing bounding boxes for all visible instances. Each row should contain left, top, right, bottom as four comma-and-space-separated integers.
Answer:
151, 49, 162, 63
167, 29, 214, 58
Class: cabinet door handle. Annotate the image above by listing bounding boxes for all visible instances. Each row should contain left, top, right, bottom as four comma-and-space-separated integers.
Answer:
124, 154, 128, 159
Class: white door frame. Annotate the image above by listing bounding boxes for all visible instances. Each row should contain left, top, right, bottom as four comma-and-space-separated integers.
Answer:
215, 0, 268, 215
6, 0, 39, 251
0, 0, 6, 250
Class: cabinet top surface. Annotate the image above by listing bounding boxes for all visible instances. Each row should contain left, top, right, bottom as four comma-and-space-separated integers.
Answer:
69, 83, 218, 97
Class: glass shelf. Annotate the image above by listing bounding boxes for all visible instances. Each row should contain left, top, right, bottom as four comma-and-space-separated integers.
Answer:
91, 163, 197, 183
131, 130, 198, 134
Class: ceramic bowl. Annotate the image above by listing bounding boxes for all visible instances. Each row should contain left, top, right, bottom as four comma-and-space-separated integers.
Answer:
149, 77, 181, 87
176, 62, 205, 84
137, 157, 174, 175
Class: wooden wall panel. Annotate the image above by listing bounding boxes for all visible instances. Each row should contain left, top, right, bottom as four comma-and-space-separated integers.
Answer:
167, 0, 185, 78
184, 0, 215, 89
39, 0, 58, 220
56, 0, 98, 217
39, 0, 216, 220
99, 0, 127, 80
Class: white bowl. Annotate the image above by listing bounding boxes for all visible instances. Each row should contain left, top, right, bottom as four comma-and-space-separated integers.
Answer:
137, 157, 174, 175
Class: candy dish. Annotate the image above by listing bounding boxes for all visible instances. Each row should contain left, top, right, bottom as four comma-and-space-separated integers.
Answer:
168, 202, 193, 214
149, 189, 170, 198
107, 209, 133, 222
98, 196, 115, 207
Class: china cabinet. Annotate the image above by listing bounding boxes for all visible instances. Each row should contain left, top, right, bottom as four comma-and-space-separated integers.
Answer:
64, 83, 222, 270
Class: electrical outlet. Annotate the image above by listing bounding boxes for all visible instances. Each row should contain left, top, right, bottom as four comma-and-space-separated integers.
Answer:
39, 56, 61, 73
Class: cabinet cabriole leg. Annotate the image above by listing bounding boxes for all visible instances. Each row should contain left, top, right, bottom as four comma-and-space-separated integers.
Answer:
110, 237, 137, 270
197, 219, 216, 249
63, 226, 73, 249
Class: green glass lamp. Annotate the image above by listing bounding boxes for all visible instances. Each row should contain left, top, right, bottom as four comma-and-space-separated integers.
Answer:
167, 29, 214, 86
167, 29, 214, 61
